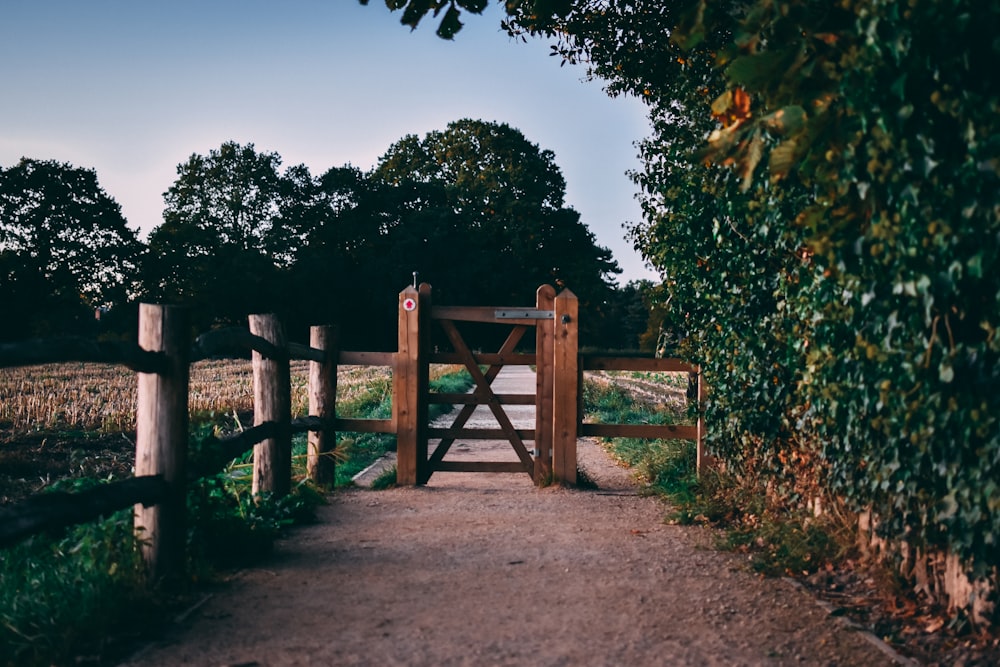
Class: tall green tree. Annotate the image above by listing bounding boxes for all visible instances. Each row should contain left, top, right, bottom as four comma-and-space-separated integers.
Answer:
143, 142, 305, 329
0, 158, 142, 340
285, 164, 402, 348
371, 119, 620, 322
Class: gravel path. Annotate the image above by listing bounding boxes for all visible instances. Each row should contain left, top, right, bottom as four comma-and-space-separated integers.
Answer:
121, 368, 906, 667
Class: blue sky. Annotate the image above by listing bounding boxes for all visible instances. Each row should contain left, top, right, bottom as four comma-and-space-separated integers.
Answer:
1, 1, 656, 284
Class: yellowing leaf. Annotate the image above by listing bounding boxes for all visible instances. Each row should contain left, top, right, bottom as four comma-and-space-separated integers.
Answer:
740, 131, 764, 192
761, 106, 807, 135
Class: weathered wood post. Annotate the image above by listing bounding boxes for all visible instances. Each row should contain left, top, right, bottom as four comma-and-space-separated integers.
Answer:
552, 289, 578, 485
416, 283, 432, 483
534, 284, 556, 485
394, 283, 429, 485
308, 325, 338, 487
134, 303, 189, 583
696, 366, 707, 477
249, 314, 291, 498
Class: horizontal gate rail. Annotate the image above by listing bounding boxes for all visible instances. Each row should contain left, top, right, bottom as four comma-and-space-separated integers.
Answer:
429, 393, 535, 406
435, 461, 528, 473
429, 352, 536, 366
431, 305, 549, 325
427, 427, 536, 440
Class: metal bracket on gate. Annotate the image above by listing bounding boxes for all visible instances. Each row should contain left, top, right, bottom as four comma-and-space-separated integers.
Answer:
494, 309, 554, 320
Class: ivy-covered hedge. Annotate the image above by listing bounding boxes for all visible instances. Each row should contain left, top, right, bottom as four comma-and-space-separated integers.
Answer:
662, 0, 999, 575
505, 0, 1000, 578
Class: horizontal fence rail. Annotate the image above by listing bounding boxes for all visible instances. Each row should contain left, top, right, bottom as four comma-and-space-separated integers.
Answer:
0, 475, 168, 548
0, 337, 169, 373
191, 326, 326, 363
579, 353, 706, 473
0, 307, 395, 583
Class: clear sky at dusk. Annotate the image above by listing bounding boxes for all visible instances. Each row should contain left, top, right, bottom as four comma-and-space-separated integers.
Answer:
0, 1, 657, 284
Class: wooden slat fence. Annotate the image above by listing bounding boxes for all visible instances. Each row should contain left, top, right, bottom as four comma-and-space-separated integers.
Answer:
579, 354, 707, 473
0, 305, 390, 582
393, 284, 706, 487
0, 284, 708, 583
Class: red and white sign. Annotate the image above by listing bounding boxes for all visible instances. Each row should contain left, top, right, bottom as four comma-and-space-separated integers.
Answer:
403, 297, 417, 312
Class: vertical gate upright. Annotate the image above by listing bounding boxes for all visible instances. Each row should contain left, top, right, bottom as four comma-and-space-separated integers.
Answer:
394, 283, 579, 487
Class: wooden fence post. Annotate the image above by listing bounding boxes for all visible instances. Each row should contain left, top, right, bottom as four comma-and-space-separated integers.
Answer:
394, 284, 429, 485
534, 284, 556, 485
308, 325, 338, 487
416, 283, 432, 483
552, 289, 578, 485
249, 314, 291, 498
696, 366, 707, 477
134, 303, 189, 583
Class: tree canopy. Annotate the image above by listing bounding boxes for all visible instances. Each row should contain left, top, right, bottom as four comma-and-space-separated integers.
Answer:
142, 142, 300, 329
0, 158, 142, 340
370, 119, 620, 311
140, 123, 621, 348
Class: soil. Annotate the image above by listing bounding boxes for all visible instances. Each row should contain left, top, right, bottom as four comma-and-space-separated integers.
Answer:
0, 429, 136, 503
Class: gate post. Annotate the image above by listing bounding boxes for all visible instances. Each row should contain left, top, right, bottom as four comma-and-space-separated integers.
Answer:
534, 285, 556, 484
308, 325, 338, 487
696, 366, 707, 477
552, 289, 578, 485
395, 283, 429, 485
135, 303, 189, 584
249, 314, 292, 498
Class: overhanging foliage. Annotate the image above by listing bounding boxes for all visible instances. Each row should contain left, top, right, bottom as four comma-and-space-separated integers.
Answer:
367, 0, 1000, 577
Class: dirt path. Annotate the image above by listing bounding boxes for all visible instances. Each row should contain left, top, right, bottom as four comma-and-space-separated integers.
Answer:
122, 369, 907, 667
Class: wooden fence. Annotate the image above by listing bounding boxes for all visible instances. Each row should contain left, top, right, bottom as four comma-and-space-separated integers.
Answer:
394, 283, 706, 487
0, 286, 706, 583
0, 304, 385, 582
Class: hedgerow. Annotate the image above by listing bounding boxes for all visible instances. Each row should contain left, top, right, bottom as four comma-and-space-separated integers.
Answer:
501, 0, 999, 582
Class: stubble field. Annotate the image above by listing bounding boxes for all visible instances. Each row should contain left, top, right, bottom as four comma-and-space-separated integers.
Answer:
0, 360, 402, 504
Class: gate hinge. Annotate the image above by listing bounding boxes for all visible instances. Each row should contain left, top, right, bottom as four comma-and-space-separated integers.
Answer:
494, 309, 554, 320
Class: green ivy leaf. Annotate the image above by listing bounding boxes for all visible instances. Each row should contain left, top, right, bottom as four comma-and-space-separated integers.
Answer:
939, 361, 954, 383
436, 5, 463, 38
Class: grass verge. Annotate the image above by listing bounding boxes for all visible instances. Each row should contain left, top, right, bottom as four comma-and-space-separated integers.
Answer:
1, 436, 326, 667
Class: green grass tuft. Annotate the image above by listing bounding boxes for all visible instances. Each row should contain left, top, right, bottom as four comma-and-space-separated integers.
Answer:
369, 465, 398, 490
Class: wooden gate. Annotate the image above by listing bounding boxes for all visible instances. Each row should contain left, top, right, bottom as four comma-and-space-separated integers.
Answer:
394, 283, 703, 487
394, 283, 579, 485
